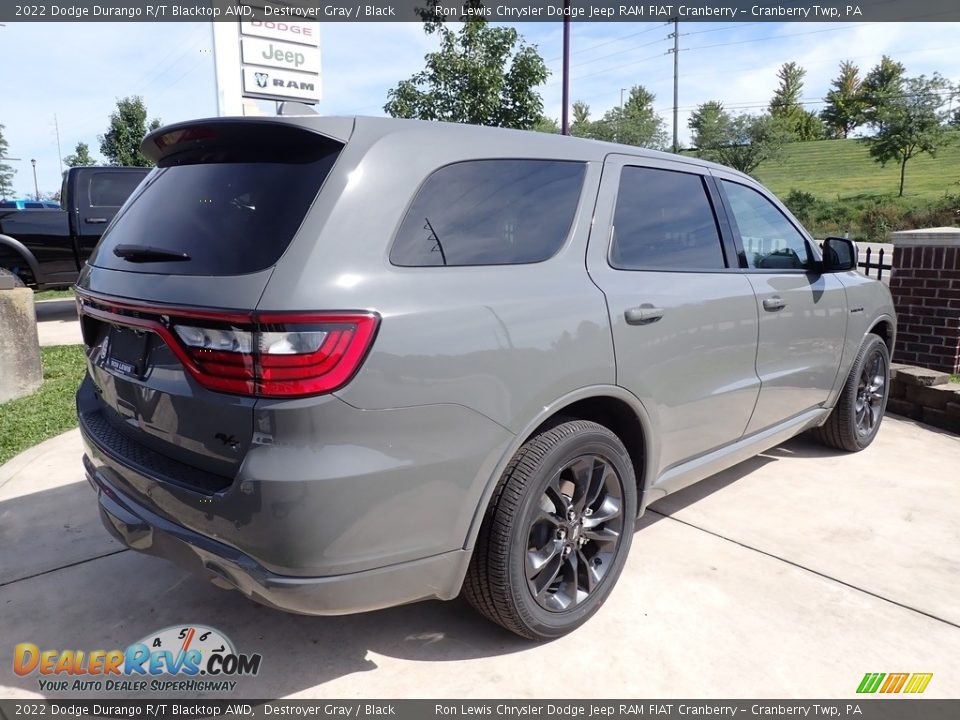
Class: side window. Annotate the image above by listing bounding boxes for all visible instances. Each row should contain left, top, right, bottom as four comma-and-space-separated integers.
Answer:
610, 166, 726, 270
88, 172, 144, 207
390, 160, 586, 267
722, 181, 811, 270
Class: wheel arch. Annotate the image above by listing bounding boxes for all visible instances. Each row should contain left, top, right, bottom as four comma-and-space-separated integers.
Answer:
463, 385, 657, 552
867, 315, 896, 353
0, 234, 42, 287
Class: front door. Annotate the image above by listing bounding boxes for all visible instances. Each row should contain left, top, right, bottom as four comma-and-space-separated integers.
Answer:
586, 156, 761, 478
714, 174, 847, 434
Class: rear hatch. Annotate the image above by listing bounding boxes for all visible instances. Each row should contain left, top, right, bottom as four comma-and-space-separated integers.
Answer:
76, 118, 352, 491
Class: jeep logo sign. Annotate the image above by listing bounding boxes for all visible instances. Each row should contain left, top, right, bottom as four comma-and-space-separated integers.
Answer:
241, 36, 320, 73
242, 67, 321, 103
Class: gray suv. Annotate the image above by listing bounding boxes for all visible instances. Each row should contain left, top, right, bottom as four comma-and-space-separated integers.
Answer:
76, 116, 895, 640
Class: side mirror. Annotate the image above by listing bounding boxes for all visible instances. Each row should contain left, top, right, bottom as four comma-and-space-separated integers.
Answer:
821, 236, 857, 273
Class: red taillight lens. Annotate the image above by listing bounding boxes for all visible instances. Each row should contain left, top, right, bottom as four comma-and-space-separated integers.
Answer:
76, 292, 379, 399
172, 313, 379, 398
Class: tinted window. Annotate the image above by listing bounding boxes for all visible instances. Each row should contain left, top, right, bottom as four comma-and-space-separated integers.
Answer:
722, 181, 811, 270
89, 172, 146, 207
92, 143, 341, 276
390, 160, 586, 267
610, 167, 725, 270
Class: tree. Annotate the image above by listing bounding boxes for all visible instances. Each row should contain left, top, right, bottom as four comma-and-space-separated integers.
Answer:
383, 18, 548, 129
593, 85, 668, 149
820, 61, 866, 139
688, 101, 732, 151
63, 141, 95, 167
570, 101, 595, 139
532, 116, 559, 134
0, 125, 15, 200
860, 55, 906, 126
864, 74, 952, 197
99, 96, 161, 167
703, 113, 791, 176
769, 62, 823, 141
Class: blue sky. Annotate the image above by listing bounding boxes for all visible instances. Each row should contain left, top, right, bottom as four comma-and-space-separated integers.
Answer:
1, 20, 958, 196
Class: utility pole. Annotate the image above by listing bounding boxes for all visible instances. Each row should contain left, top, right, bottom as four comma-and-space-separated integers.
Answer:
561, 1, 571, 135
53, 115, 63, 174
667, 17, 681, 153
617, 87, 626, 143
31, 159, 39, 200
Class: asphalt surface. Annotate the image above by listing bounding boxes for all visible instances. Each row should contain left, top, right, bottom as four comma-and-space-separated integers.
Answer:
0, 416, 958, 698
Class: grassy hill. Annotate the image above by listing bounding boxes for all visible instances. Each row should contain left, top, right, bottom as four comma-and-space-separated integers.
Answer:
753, 132, 960, 202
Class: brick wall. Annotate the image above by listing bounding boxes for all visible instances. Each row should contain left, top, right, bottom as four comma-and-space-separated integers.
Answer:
889, 233, 960, 374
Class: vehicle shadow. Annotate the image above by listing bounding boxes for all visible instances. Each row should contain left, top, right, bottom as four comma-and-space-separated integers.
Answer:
0, 478, 535, 700
642, 433, 845, 528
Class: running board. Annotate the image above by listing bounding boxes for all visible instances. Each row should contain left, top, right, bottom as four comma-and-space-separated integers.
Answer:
649, 407, 830, 499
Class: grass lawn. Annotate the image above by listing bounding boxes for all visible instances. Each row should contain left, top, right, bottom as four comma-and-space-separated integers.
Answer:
33, 288, 75, 302
0, 345, 86, 466
753, 132, 960, 202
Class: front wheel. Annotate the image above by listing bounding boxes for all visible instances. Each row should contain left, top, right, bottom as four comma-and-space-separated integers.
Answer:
812, 334, 890, 452
462, 419, 637, 640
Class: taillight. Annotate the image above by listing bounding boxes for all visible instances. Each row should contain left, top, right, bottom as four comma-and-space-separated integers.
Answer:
75, 292, 379, 399
172, 313, 379, 398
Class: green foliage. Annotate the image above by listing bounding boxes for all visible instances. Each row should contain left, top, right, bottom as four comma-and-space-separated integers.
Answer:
820, 61, 865, 139
532, 116, 559, 134
593, 85, 668, 149
570, 101, 596, 139
698, 113, 791, 176
384, 19, 548, 129
688, 101, 731, 151
769, 62, 823, 140
860, 55, 906, 127
63, 141, 95, 168
99, 96, 161, 167
0, 345, 86, 465
0, 124, 15, 200
864, 74, 952, 196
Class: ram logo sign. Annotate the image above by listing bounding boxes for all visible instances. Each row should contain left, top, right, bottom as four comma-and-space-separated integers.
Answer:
241, 67, 320, 103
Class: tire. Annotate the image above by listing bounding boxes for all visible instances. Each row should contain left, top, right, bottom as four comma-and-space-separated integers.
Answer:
812, 334, 890, 452
463, 419, 637, 640
0, 267, 25, 288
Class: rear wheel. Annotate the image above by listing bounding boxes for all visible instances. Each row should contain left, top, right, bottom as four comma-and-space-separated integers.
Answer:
812, 334, 890, 452
0, 268, 25, 288
463, 419, 637, 640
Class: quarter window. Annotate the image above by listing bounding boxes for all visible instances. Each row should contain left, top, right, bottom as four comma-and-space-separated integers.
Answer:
722, 181, 812, 270
610, 167, 726, 270
390, 160, 586, 267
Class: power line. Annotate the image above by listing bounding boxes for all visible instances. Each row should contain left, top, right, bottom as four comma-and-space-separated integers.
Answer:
544, 23, 664, 64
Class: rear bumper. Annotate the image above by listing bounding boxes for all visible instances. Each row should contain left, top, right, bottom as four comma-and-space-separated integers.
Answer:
85, 455, 471, 615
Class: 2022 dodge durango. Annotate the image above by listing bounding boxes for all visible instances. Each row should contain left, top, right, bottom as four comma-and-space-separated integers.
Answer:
75, 116, 895, 640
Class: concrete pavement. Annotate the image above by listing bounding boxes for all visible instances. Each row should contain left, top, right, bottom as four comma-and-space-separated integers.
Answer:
1, 418, 958, 699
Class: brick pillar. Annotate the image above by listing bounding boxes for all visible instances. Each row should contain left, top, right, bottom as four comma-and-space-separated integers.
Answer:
889, 227, 960, 373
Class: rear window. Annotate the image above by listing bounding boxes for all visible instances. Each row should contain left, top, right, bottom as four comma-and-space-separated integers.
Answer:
390, 159, 586, 267
88, 171, 145, 207
91, 133, 341, 276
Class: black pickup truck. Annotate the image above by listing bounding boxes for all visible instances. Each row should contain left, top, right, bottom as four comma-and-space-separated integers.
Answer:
0, 166, 149, 290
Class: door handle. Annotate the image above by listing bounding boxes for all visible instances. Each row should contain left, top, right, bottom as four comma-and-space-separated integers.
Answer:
762, 296, 786, 311
85, 217, 108, 224
625, 305, 664, 325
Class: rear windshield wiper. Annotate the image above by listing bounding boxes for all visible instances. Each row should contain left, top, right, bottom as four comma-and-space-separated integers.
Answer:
112, 244, 191, 263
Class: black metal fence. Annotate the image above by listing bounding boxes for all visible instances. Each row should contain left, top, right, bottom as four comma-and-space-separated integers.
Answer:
859, 246, 892, 281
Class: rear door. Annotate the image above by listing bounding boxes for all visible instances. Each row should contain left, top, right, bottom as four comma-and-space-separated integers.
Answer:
712, 172, 847, 433
586, 155, 761, 480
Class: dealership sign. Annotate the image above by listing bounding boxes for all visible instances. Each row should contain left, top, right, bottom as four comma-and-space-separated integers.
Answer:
239, 17, 321, 105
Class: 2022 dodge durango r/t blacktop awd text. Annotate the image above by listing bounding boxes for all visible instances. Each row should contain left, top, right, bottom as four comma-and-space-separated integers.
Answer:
76, 116, 895, 640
